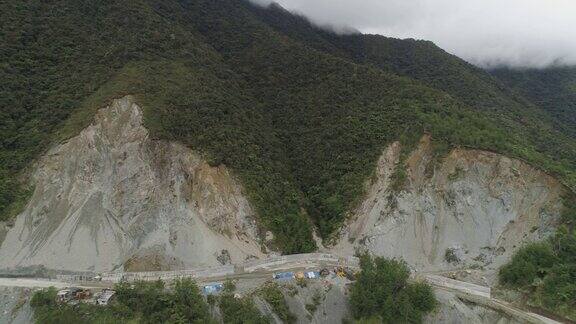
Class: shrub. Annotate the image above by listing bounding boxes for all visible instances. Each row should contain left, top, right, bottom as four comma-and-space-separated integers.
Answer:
444, 248, 460, 264
30, 287, 57, 308
30, 280, 213, 324
499, 242, 558, 287
499, 199, 576, 320
259, 283, 295, 323
305, 291, 322, 315
219, 294, 269, 324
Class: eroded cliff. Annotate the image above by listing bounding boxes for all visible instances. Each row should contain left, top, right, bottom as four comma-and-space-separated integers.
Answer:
0, 96, 265, 272
333, 136, 564, 282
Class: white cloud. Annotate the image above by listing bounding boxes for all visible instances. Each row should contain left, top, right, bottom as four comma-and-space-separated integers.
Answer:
251, 0, 576, 68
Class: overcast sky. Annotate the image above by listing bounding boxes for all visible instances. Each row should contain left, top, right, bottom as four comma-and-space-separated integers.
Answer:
251, 0, 576, 69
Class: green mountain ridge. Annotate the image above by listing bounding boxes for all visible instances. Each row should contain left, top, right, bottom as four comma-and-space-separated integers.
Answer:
1, 0, 575, 254
248, 2, 576, 178
491, 66, 576, 138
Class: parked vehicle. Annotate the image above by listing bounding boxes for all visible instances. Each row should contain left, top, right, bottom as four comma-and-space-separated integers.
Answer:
203, 283, 224, 295
56, 287, 84, 303
96, 289, 116, 306
305, 271, 321, 279
56, 289, 73, 303
273, 272, 295, 280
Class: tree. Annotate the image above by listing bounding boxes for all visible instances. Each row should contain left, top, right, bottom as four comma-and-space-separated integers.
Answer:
349, 255, 437, 323
499, 242, 558, 287
169, 279, 212, 324
218, 280, 270, 324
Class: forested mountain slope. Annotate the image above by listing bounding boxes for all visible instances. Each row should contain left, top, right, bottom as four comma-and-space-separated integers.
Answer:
246, 1, 576, 188
491, 66, 576, 138
1, 0, 575, 255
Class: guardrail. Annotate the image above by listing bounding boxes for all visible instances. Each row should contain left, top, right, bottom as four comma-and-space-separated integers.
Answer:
101, 265, 234, 283
56, 274, 99, 282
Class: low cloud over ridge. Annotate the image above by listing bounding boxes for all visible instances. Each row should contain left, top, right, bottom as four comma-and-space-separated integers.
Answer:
251, 0, 576, 69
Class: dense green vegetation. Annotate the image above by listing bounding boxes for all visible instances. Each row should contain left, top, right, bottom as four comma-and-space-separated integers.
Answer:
499, 200, 576, 320
250, 3, 576, 159
1, 0, 576, 254
349, 255, 437, 323
0, 0, 214, 220
30, 279, 283, 323
0, 0, 315, 253
249, 1, 576, 189
491, 67, 576, 138
218, 293, 270, 324
31, 279, 214, 323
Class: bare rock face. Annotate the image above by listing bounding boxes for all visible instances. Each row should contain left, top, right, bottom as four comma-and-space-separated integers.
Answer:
333, 135, 564, 281
281, 279, 351, 324
0, 96, 264, 272
0, 287, 33, 324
